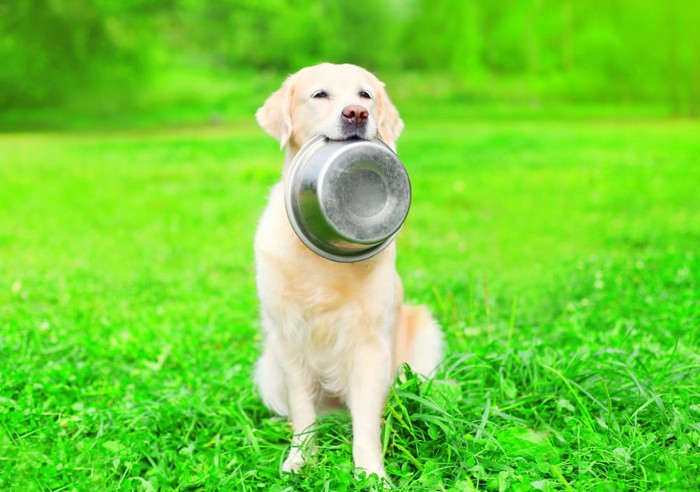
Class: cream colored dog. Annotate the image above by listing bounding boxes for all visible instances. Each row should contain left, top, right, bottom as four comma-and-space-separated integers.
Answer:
253, 63, 443, 479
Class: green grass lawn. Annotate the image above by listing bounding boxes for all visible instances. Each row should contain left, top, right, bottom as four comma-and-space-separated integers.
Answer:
1, 107, 699, 491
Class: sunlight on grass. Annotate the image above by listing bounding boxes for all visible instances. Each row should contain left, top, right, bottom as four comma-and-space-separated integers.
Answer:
1, 110, 698, 490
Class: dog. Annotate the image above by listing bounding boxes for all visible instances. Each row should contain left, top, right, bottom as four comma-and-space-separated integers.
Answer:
253, 63, 443, 479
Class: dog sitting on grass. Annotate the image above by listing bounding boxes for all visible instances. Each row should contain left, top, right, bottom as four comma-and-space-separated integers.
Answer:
253, 63, 443, 479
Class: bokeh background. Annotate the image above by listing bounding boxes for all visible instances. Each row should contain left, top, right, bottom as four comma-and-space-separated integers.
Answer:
2, 0, 699, 126
2, 1, 699, 490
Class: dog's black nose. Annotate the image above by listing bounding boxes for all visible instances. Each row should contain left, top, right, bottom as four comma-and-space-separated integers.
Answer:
342, 105, 369, 125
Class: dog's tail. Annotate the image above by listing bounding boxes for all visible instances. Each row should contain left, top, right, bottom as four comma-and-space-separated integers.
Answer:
393, 305, 444, 377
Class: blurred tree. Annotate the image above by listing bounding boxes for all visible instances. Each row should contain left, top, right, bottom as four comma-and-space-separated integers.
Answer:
0, 0, 149, 109
402, 0, 472, 72
318, 0, 409, 71
174, 0, 409, 72
169, 0, 322, 70
0, 0, 697, 114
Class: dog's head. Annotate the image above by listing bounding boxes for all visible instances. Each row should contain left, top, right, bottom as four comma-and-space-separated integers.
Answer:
256, 63, 404, 153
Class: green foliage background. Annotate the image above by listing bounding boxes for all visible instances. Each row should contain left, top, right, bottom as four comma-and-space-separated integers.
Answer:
2, 1, 700, 491
2, 0, 699, 115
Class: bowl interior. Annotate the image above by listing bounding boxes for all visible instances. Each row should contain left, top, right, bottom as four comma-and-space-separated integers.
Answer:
285, 136, 411, 262
318, 144, 410, 244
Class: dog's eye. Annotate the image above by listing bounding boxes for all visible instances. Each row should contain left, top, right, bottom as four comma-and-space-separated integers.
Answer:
359, 90, 372, 99
312, 90, 329, 99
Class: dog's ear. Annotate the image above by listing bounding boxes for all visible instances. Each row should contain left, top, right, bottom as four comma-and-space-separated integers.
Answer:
375, 84, 404, 151
256, 78, 294, 148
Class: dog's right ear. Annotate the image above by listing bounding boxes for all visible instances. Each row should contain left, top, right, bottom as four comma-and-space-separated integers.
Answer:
256, 78, 294, 149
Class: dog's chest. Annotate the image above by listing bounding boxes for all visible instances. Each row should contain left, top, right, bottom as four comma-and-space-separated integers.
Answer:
255, 184, 398, 392
291, 283, 394, 392
299, 301, 375, 394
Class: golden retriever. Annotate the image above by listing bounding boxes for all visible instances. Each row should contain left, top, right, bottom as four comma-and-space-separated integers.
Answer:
253, 63, 443, 479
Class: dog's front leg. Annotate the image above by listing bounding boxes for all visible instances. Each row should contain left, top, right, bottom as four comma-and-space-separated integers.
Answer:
279, 353, 317, 473
348, 340, 392, 479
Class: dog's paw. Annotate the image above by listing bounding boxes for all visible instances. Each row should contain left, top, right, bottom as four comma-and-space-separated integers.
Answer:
281, 446, 307, 473
354, 467, 393, 489
353, 445, 388, 481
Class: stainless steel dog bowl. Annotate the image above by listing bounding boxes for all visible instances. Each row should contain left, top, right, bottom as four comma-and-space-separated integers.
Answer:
285, 135, 411, 262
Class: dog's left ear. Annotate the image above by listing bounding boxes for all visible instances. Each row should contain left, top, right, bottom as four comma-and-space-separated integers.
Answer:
375, 83, 404, 151
256, 78, 294, 148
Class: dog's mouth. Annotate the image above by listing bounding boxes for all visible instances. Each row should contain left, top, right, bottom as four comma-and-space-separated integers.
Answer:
330, 135, 364, 142
324, 132, 376, 143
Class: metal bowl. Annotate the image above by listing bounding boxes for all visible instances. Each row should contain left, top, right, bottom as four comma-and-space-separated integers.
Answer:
285, 135, 411, 262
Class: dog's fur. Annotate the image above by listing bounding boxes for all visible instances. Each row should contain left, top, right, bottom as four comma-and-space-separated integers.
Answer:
253, 63, 443, 479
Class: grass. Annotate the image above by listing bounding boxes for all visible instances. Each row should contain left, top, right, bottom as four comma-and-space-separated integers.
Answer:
1, 101, 699, 491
